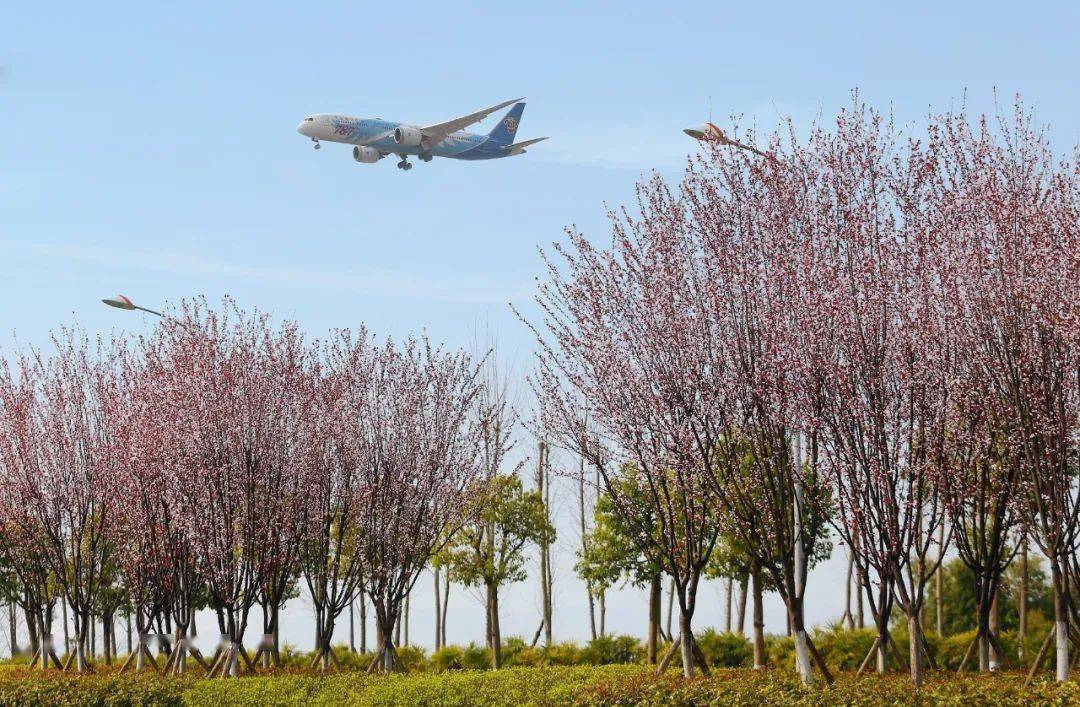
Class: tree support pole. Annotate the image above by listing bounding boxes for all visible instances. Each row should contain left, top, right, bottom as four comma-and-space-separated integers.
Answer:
655, 632, 681, 674
957, 633, 978, 673
805, 634, 835, 685
857, 636, 881, 676
921, 631, 938, 670
690, 637, 710, 676
1025, 624, 1055, 688
237, 644, 255, 673
888, 632, 907, 670
117, 650, 136, 673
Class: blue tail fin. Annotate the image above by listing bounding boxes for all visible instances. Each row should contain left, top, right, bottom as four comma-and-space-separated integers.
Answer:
487, 102, 524, 145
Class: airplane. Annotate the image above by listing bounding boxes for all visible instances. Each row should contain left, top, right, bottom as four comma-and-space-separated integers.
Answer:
297, 98, 548, 170
684, 121, 771, 158
683, 122, 726, 141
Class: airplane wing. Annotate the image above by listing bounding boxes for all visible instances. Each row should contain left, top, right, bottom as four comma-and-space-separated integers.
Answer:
422, 97, 524, 143
502, 136, 549, 155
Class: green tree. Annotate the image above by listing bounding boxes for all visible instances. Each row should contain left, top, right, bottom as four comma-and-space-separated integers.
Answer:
442, 474, 553, 669
927, 555, 1052, 637
576, 467, 717, 665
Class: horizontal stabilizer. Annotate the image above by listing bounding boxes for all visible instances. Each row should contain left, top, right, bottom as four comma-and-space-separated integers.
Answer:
503, 136, 549, 155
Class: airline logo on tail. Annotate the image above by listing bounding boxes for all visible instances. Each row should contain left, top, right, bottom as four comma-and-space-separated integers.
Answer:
502, 116, 519, 133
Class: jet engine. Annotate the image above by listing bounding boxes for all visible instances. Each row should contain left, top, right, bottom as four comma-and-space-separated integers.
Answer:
352, 146, 382, 163
393, 125, 423, 146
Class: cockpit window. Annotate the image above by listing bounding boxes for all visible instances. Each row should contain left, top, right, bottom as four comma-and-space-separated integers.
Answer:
305, 117, 315, 122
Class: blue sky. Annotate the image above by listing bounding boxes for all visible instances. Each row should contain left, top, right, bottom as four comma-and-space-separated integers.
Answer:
2, 1, 1079, 651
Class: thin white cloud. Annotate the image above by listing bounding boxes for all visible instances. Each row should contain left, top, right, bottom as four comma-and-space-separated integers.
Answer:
0, 239, 529, 305
537, 136, 694, 172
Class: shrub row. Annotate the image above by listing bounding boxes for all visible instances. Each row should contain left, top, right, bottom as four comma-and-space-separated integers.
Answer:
2, 621, 1056, 677
570, 669, 1080, 706
2, 665, 1080, 706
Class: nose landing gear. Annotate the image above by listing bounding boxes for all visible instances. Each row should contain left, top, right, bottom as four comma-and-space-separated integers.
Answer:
312, 139, 321, 150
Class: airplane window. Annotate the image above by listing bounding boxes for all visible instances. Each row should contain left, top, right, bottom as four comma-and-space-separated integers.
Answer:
305, 117, 314, 122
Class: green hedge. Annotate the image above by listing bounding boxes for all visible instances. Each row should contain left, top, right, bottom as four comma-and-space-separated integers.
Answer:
1, 666, 1079, 706
0, 621, 1056, 678
570, 669, 1080, 706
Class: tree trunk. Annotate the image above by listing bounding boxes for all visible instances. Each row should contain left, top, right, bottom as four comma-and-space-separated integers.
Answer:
724, 577, 733, 633
359, 597, 367, 654
790, 602, 816, 684
316, 622, 328, 671
441, 573, 449, 648
380, 625, 394, 673
843, 553, 855, 629
259, 603, 271, 669
936, 521, 944, 637
24, 605, 38, 659
579, 447, 597, 642
647, 573, 661, 664
1053, 562, 1069, 681
489, 583, 501, 670
735, 573, 748, 635
855, 559, 865, 629
665, 578, 674, 640
61, 600, 70, 657
349, 600, 356, 653
791, 438, 812, 686
74, 612, 87, 672
877, 610, 890, 673
101, 613, 110, 665
679, 612, 695, 678
976, 577, 991, 672
134, 611, 145, 671
536, 440, 551, 647
8, 602, 16, 658
908, 613, 924, 687
751, 564, 766, 669
599, 589, 606, 638
989, 585, 1001, 671
1019, 534, 1028, 658
485, 584, 493, 649
374, 603, 398, 674
543, 444, 554, 646
403, 594, 409, 647
793, 626, 813, 684
39, 607, 49, 670
433, 569, 442, 651
273, 605, 280, 664
125, 609, 132, 655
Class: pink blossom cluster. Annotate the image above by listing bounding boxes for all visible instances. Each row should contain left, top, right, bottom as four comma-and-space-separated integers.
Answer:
0, 298, 488, 670
527, 97, 1079, 682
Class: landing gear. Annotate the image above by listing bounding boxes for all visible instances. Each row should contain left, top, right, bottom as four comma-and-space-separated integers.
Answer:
312, 139, 321, 150
396, 158, 412, 171
419, 151, 433, 163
